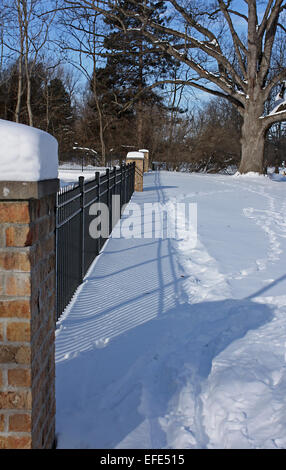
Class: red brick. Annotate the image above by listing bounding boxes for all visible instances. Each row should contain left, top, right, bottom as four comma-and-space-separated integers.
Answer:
6, 322, 30, 342
0, 300, 31, 319
0, 251, 31, 272
5, 273, 31, 296
0, 344, 31, 365
9, 413, 31, 432
0, 414, 5, 431
0, 436, 32, 449
8, 368, 31, 388
0, 203, 30, 223
5, 225, 37, 247
15, 345, 31, 365
0, 390, 32, 409
0, 345, 17, 363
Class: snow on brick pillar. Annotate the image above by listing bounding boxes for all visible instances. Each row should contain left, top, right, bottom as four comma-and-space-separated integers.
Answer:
139, 149, 149, 173
126, 151, 144, 192
0, 120, 59, 449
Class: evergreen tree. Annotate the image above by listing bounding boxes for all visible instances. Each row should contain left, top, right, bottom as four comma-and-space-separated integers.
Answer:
0, 63, 75, 158
44, 77, 75, 155
97, 0, 180, 149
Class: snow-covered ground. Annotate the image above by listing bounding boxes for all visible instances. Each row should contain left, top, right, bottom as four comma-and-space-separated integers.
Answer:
55, 171, 286, 449
58, 165, 109, 187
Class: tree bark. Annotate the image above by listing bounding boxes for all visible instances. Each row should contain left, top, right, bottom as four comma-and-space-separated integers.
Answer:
23, 10, 33, 127
239, 101, 266, 174
15, 57, 23, 123
15, 0, 24, 123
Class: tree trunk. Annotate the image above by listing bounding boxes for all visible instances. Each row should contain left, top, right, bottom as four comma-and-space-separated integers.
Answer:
15, 57, 23, 123
238, 102, 266, 174
24, 54, 33, 127
137, 97, 144, 149
137, 35, 144, 149
92, 77, 106, 167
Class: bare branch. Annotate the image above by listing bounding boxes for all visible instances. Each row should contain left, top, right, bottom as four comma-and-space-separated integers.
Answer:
260, 109, 286, 129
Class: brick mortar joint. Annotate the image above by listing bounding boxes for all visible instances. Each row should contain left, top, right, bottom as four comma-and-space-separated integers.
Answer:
0, 432, 32, 437
0, 246, 33, 253
1, 215, 55, 231
0, 319, 30, 324
0, 296, 31, 303
0, 340, 31, 347
2, 386, 33, 393
0, 364, 31, 372
1, 364, 30, 370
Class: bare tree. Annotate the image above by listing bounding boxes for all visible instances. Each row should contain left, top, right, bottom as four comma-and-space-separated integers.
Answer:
5, 0, 57, 126
165, 70, 187, 166
59, 6, 109, 165
15, 0, 24, 123
0, 4, 9, 76
1, 0, 24, 122
64, 0, 286, 173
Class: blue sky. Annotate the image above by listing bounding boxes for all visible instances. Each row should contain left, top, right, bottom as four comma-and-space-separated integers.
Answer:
2, 1, 283, 110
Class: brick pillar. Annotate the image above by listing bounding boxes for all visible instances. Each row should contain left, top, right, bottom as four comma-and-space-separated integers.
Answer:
126, 152, 144, 192
0, 179, 59, 449
139, 149, 150, 173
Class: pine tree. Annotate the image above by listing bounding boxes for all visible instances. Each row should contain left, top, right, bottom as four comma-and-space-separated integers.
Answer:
45, 77, 75, 154
0, 64, 75, 158
98, 0, 180, 149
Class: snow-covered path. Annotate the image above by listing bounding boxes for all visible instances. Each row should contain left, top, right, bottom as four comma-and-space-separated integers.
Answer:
56, 171, 286, 449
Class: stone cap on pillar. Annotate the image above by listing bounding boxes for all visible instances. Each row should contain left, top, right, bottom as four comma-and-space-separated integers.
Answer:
126, 152, 144, 192
139, 149, 150, 172
0, 119, 58, 183
0, 120, 59, 200
0, 179, 59, 200
126, 151, 144, 160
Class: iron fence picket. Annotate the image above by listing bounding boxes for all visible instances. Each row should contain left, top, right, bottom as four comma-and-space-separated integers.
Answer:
56, 163, 135, 320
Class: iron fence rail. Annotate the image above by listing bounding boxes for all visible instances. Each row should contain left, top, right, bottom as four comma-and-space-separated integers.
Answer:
56, 162, 135, 320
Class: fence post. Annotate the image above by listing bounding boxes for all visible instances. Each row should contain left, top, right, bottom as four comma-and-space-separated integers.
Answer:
106, 168, 110, 236
128, 164, 132, 199
0, 125, 59, 448
126, 152, 144, 192
132, 162, 136, 194
139, 149, 150, 173
119, 164, 123, 211
123, 164, 127, 205
79, 176, 85, 284
111, 167, 117, 231
95, 172, 100, 253
120, 163, 124, 209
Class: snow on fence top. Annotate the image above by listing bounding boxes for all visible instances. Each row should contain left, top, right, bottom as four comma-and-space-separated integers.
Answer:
126, 151, 144, 160
0, 119, 58, 181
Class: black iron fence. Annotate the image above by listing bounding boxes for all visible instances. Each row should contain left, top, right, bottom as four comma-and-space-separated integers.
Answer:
56, 162, 135, 320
